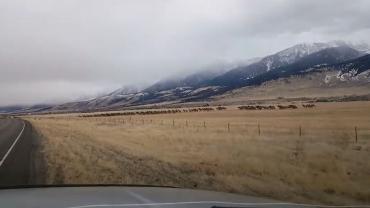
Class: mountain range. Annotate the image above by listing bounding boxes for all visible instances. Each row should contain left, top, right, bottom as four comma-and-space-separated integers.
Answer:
2, 41, 370, 114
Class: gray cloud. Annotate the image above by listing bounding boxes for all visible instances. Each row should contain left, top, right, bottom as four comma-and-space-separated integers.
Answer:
1, 0, 370, 106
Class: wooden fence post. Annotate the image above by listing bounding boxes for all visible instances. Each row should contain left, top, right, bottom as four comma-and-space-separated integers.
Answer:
355, 126, 358, 143
203, 121, 206, 128
258, 123, 261, 136
228, 123, 230, 132
299, 125, 302, 137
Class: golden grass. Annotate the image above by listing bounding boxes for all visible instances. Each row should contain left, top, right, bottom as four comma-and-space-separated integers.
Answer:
25, 101, 370, 205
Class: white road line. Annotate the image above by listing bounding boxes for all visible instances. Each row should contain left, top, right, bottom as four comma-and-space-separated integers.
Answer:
0, 121, 26, 167
65, 201, 370, 208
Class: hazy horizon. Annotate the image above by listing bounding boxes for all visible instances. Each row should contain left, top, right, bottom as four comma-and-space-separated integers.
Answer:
1, 0, 370, 106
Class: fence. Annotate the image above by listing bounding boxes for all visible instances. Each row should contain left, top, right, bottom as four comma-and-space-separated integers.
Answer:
82, 116, 367, 144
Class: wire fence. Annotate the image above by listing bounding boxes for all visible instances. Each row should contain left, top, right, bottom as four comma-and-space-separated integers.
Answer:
75, 116, 370, 145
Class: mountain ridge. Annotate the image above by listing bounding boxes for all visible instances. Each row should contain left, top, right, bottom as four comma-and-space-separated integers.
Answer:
2, 41, 369, 114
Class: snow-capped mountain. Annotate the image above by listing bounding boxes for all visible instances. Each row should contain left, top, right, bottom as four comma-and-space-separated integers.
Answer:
92, 45, 365, 107
206, 42, 363, 88
143, 68, 227, 93
328, 54, 370, 81
4, 41, 370, 114
40, 85, 143, 112
88, 86, 141, 107
334, 41, 370, 55
144, 57, 261, 93
264, 42, 343, 69
106, 86, 140, 97
236, 46, 362, 87
217, 53, 370, 103
351, 43, 370, 54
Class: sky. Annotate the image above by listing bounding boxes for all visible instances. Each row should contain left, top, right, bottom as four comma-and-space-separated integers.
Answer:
1, 0, 370, 106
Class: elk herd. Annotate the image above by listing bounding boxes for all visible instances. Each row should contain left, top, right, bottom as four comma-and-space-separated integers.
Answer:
80, 107, 221, 118
238, 104, 315, 110
80, 103, 316, 118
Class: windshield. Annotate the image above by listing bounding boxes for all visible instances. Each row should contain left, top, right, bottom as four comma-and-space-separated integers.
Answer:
0, 0, 369, 207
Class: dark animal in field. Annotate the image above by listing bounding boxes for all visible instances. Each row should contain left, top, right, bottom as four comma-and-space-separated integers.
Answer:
277, 105, 298, 110
256, 105, 276, 110
216, 106, 227, 110
80, 108, 184, 117
238, 105, 256, 110
302, 104, 315, 108
197, 107, 214, 111
238, 105, 275, 110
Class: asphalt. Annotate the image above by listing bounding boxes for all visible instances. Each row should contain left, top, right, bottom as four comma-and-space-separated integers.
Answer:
0, 118, 36, 186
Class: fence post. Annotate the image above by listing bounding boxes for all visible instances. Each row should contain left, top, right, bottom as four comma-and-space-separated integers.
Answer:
299, 125, 302, 137
203, 121, 206, 128
228, 123, 230, 132
186, 120, 188, 127
355, 126, 358, 143
258, 123, 261, 136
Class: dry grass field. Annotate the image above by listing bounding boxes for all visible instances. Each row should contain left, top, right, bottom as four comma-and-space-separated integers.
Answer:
25, 101, 370, 205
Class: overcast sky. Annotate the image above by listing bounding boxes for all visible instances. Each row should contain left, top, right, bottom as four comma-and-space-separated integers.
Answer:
1, 0, 370, 106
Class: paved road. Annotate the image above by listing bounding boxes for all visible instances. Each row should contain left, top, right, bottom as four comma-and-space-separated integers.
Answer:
0, 118, 35, 186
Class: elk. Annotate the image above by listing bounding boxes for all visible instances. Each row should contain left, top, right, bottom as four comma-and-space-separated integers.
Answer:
277, 105, 298, 110
302, 104, 315, 108
216, 106, 227, 110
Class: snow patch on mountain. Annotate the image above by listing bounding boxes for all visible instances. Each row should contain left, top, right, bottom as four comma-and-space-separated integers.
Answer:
276, 42, 342, 64
266, 60, 273, 71
337, 69, 358, 81
189, 86, 221, 96
255, 41, 350, 75
106, 85, 140, 97
324, 68, 370, 84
